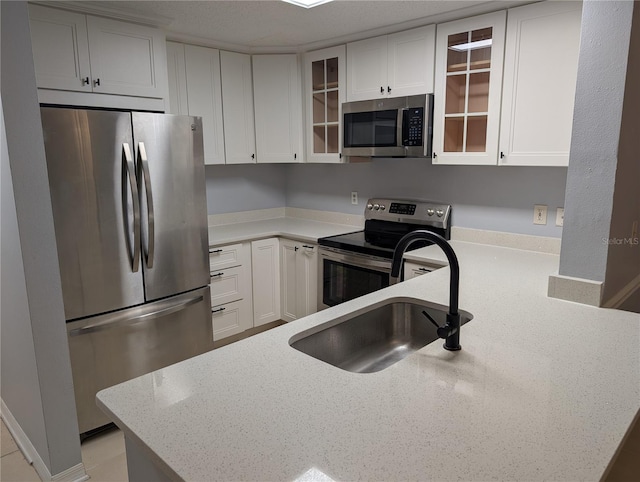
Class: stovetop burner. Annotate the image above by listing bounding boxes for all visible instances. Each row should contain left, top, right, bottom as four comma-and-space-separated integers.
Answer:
318, 198, 451, 259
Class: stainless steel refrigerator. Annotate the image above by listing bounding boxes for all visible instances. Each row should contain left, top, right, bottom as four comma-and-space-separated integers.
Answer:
40, 107, 213, 436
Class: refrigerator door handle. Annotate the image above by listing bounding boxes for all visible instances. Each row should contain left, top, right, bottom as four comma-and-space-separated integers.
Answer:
122, 143, 141, 272
137, 142, 155, 269
69, 293, 205, 336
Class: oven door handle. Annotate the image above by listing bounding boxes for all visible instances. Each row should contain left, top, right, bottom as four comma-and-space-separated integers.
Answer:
319, 248, 393, 272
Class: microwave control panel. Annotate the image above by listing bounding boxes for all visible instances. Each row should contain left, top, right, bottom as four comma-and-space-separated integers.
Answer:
402, 107, 424, 147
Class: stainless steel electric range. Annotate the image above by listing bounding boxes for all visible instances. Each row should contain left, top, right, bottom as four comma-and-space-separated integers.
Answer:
317, 198, 451, 310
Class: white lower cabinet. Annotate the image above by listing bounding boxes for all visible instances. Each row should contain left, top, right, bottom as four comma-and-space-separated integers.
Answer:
211, 299, 251, 341
209, 243, 253, 341
251, 238, 281, 326
280, 239, 318, 322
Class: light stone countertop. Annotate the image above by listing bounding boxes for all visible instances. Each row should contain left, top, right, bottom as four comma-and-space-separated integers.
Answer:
97, 240, 640, 481
208, 217, 361, 246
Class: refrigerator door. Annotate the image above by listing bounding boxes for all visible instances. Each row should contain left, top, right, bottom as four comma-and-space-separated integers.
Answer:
132, 113, 209, 302
41, 107, 145, 320
66, 286, 213, 434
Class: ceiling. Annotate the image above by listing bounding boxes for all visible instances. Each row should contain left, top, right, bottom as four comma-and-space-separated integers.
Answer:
64, 0, 529, 51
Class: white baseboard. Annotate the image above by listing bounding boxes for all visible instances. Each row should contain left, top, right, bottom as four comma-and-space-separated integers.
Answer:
208, 207, 285, 226
547, 274, 604, 307
1, 399, 88, 482
603, 273, 640, 309
451, 226, 561, 254
285, 207, 364, 227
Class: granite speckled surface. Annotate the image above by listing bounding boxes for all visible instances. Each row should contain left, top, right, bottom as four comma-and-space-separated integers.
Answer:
208, 217, 361, 246
97, 241, 640, 481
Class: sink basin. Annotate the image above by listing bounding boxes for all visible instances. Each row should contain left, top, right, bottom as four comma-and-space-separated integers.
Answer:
289, 299, 473, 373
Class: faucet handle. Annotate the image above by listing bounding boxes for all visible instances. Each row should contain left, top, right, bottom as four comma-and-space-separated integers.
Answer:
422, 310, 459, 340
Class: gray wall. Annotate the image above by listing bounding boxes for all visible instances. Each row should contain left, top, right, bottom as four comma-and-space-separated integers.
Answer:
1, 2, 82, 476
559, 0, 638, 283
205, 160, 567, 238
0, 101, 50, 469
205, 164, 287, 214
286, 159, 567, 237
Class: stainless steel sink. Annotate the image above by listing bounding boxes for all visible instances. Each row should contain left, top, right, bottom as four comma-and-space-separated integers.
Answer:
289, 299, 473, 373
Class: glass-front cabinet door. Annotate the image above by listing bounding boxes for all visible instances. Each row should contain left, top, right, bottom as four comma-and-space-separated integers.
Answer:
433, 11, 506, 165
304, 45, 346, 163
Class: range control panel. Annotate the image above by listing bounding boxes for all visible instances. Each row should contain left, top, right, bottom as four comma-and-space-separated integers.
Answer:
365, 198, 451, 228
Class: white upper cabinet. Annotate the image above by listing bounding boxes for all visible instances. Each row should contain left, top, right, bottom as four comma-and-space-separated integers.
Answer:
346, 25, 435, 101
432, 11, 506, 165
220, 51, 257, 164
498, 1, 582, 167
252, 54, 303, 163
184, 45, 226, 165
29, 5, 167, 100
304, 45, 346, 163
28, 5, 92, 92
86, 16, 167, 98
166, 41, 188, 115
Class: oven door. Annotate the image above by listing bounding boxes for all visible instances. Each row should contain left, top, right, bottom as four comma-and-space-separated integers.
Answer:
317, 247, 395, 310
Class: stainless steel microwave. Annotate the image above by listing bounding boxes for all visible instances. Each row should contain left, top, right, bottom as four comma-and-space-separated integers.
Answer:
342, 93, 434, 158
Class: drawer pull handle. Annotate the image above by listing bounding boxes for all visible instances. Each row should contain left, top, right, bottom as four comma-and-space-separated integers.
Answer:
210, 272, 224, 278
302, 245, 314, 249
211, 307, 226, 314
418, 268, 430, 272
209, 248, 223, 254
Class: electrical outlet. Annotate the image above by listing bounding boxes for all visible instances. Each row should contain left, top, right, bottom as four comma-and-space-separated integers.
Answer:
533, 205, 548, 225
351, 191, 358, 205
556, 208, 564, 227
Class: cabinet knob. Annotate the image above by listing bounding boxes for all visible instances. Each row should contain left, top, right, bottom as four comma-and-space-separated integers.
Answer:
387, 86, 391, 93
294, 246, 299, 251
380, 86, 384, 94
94, 78, 101, 87
432, 152, 438, 159
251, 153, 255, 160
294, 153, 297, 160
82, 77, 90, 86
500, 151, 505, 159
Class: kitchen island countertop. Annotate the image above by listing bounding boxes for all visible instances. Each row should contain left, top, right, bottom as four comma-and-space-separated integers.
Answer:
97, 240, 640, 481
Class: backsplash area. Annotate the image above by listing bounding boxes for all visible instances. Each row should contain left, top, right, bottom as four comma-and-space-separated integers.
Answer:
206, 159, 567, 238
286, 159, 567, 238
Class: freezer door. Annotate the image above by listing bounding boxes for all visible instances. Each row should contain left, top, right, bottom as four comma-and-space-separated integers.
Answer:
66, 286, 213, 434
132, 113, 209, 301
40, 107, 145, 320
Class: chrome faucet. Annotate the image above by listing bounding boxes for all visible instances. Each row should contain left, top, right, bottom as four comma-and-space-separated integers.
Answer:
391, 230, 461, 351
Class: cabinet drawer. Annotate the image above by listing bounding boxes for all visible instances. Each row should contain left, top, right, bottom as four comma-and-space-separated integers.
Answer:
209, 243, 244, 270
210, 265, 245, 305
211, 299, 250, 341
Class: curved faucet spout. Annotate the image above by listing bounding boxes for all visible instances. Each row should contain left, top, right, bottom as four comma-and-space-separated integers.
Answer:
391, 230, 461, 351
